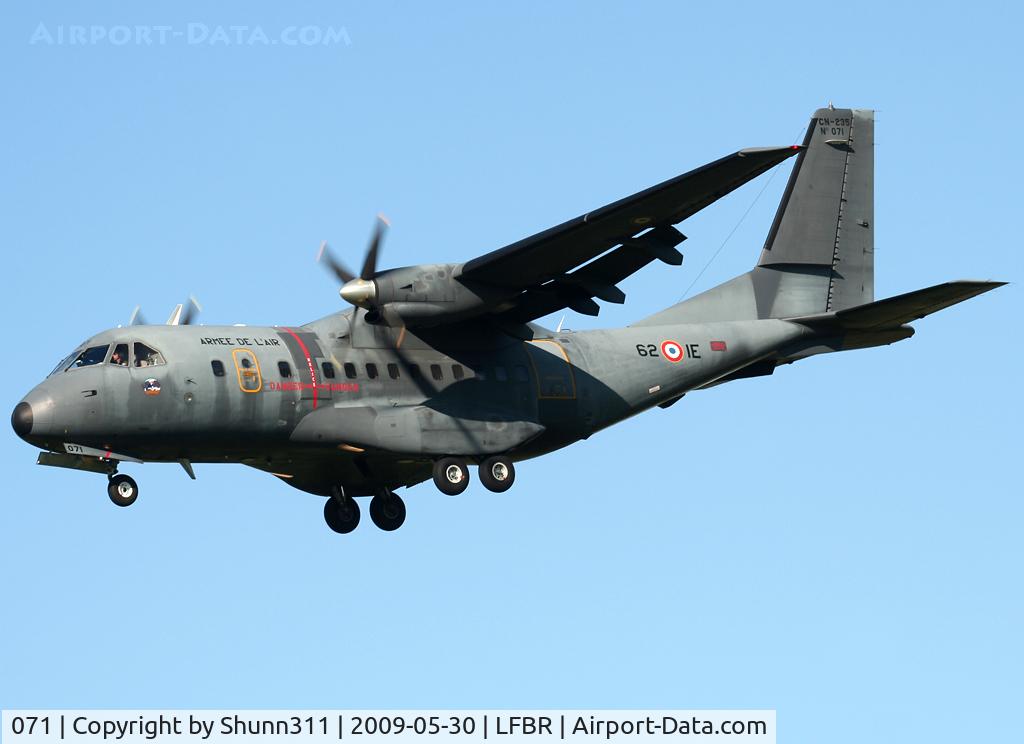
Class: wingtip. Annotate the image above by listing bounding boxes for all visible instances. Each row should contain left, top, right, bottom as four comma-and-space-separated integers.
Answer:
957, 279, 1008, 288
737, 145, 803, 158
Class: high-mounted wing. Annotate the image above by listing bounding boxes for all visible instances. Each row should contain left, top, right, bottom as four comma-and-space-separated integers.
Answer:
460, 146, 801, 322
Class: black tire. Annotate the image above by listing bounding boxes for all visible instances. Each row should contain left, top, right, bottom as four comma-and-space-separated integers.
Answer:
324, 495, 360, 534
369, 492, 406, 531
479, 456, 515, 493
433, 457, 470, 495
107, 474, 139, 507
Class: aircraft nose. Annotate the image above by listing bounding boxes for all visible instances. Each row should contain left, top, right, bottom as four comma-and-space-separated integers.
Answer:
12, 401, 33, 439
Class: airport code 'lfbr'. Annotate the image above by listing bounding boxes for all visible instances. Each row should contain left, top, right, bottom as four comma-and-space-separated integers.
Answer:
2, 710, 777, 742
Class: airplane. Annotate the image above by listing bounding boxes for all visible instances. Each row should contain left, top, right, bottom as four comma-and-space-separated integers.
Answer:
11, 107, 1004, 534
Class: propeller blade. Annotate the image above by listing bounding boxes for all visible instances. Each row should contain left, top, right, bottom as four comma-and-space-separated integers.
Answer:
360, 214, 389, 280
316, 240, 357, 284
180, 295, 203, 325
128, 306, 147, 326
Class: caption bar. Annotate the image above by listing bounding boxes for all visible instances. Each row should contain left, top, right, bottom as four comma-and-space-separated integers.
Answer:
3, 711, 774, 743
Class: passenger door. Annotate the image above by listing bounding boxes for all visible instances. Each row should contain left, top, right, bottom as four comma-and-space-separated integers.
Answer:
524, 339, 577, 426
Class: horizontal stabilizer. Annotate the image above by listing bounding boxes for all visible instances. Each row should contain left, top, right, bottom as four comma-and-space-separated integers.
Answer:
789, 280, 1005, 330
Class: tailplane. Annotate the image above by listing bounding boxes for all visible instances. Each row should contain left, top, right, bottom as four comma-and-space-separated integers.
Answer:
787, 281, 1005, 330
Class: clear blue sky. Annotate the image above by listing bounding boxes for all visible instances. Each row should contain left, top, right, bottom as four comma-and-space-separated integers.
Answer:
1, 2, 1021, 742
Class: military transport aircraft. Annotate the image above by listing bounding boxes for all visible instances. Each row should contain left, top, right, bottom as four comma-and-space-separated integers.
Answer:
12, 107, 1003, 534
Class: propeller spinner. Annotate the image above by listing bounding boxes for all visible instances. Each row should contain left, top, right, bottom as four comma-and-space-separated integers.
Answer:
317, 215, 389, 309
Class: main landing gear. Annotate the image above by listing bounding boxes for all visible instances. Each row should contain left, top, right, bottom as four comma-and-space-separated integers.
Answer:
479, 455, 515, 493
324, 486, 406, 533
325, 455, 518, 534
324, 486, 361, 534
433, 457, 471, 495
431, 455, 516, 495
369, 490, 406, 531
107, 473, 139, 507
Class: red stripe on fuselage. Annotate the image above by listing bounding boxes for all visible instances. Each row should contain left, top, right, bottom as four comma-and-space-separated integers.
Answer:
284, 327, 319, 410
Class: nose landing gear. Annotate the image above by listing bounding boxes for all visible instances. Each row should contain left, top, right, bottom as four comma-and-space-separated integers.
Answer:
107, 473, 139, 507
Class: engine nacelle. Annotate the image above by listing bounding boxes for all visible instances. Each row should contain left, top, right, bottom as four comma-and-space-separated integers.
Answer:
351, 263, 515, 326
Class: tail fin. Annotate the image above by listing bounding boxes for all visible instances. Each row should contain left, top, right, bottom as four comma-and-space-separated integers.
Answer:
636, 107, 874, 326
758, 107, 874, 312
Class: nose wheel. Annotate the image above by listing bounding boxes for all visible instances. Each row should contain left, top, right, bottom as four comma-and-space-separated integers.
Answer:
107, 474, 139, 507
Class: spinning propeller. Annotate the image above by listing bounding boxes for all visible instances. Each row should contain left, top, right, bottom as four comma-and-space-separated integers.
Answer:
317, 214, 405, 330
317, 214, 389, 310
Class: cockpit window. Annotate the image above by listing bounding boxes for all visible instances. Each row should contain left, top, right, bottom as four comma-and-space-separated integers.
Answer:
109, 344, 129, 367
67, 345, 110, 371
50, 350, 81, 376
134, 342, 166, 367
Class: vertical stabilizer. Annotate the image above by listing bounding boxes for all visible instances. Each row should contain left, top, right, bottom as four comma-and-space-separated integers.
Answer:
636, 107, 876, 327
758, 108, 874, 311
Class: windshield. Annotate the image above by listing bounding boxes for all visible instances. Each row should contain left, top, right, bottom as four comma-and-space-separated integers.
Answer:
49, 349, 82, 377
66, 345, 110, 371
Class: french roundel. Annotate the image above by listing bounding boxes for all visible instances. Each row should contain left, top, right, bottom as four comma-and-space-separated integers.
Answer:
660, 340, 684, 363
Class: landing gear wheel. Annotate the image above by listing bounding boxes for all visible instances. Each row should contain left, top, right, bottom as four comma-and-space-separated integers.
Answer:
107, 474, 139, 507
369, 491, 406, 531
479, 456, 515, 493
433, 457, 470, 496
324, 495, 361, 534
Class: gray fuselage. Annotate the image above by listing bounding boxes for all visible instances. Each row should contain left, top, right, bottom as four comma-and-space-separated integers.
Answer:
15, 309, 810, 496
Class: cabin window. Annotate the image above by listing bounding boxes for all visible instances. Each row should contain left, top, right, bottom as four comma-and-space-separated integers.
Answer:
134, 342, 166, 368
387, 363, 400, 379
408, 364, 421, 379
278, 361, 292, 378
430, 364, 443, 381
211, 360, 226, 377
109, 344, 129, 367
344, 362, 357, 379
452, 364, 464, 380
514, 365, 529, 383
366, 363, 379, 379
495, 366, 508, 382
322, 362, 336, 379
